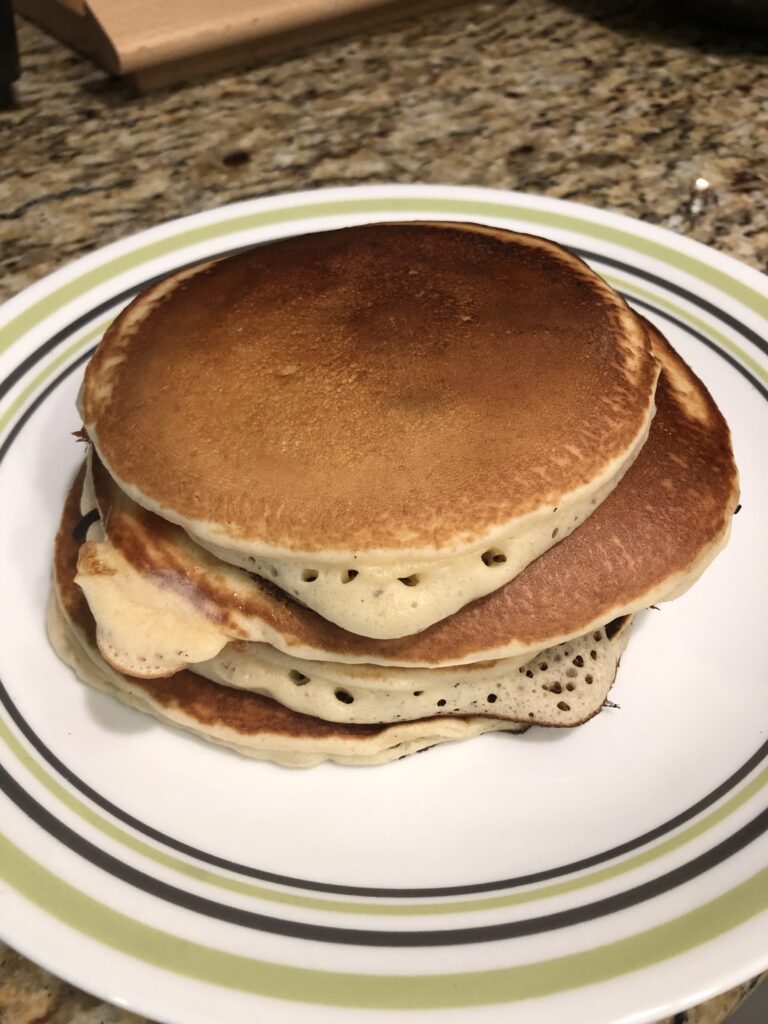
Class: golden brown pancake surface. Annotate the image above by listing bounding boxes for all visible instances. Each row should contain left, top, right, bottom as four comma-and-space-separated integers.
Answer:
84, 323, 738, 667
83, 222, 657, 556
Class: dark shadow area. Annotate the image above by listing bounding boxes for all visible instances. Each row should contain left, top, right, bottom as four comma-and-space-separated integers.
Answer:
0, 5, 21, 109
555, 0, 768, 56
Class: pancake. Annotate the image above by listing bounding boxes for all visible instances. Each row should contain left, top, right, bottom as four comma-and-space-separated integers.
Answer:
71, 458, 632, 727
51, 473, 526, 768
50, 596, 531, 767
195, 617, 632, 726
80, 222, 659, 638
76, 323, 738, 676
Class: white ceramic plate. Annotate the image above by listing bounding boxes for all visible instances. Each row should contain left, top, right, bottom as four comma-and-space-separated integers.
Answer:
0, 184, 766, 1024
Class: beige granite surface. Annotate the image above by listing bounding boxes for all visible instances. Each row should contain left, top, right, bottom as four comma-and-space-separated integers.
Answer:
1, 0, 767, 302
0, 1, 766, 1022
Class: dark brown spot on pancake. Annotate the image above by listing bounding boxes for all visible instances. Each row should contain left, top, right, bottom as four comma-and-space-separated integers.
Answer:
77, 543, 117, 577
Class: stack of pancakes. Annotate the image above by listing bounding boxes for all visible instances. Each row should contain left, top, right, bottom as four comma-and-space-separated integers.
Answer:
48, 222, 739, 766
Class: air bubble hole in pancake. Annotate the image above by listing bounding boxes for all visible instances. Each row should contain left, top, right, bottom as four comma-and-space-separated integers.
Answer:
481, 549, 507, 566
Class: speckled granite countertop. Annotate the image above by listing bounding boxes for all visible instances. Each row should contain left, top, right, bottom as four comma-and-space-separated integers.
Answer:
1, 0, 767, 300
0, 1, 766, 1021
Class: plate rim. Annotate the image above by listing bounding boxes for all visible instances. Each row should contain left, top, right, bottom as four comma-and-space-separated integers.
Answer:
1, 183, 767, 1024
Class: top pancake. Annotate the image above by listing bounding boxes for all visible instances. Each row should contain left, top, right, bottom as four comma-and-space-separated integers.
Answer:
82, 221, 657, 562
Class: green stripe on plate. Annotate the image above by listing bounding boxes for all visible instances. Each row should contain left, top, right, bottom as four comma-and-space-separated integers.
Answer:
1, 196, 767, 360
1, 831, 766, 1007
2, 702, 767, 917
0, 321, 108, 437
603, 273, 768, 386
